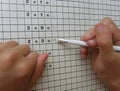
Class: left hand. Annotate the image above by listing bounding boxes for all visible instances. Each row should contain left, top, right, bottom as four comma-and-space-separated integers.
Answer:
0, 41, 48, 91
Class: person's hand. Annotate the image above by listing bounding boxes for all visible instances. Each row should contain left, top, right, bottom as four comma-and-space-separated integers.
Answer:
80, 18, 120, 91
0, 41, 48, 91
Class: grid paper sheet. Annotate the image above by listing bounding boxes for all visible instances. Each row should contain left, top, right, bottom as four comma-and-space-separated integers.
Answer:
0, 0, 120, 91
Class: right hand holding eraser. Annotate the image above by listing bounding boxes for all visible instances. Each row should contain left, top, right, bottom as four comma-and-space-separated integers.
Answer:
80, 17, 120, 91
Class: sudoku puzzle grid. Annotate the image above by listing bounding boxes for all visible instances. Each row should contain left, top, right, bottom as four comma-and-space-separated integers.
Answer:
0, 0, 120, 91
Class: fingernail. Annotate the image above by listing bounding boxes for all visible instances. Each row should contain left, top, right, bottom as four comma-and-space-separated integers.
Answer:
95, 24, 105, 32
39, 54, 48, 61
87, 39, 97, 47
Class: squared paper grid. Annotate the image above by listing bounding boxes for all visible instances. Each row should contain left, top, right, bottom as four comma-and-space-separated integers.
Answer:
0, 0, 120, 91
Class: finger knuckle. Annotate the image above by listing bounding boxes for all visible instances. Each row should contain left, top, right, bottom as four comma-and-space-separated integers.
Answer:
23, 44, 30, 51
17, 64, 29, 79
8, 41, 18, 46
11, 41, 18, 45
32, 52, 38, 56
1, 51, 18, 69
4, 51, 17, 61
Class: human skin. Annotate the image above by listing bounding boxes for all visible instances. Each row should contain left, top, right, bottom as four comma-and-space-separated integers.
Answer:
80, 18, 120, 91
0, 41, 48, 91
0, 17, 120, 91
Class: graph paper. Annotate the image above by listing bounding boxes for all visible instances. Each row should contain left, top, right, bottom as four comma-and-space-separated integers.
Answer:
0, 0, 120, 91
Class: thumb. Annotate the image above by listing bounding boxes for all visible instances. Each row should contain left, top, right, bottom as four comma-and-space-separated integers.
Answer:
95, 23, 114, 54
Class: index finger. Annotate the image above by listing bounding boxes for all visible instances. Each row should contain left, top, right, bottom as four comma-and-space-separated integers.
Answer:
0, 41, 18, 51
101, 17, 120, 43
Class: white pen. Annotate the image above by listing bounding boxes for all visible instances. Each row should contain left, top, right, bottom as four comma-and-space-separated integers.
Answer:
58, 38, 120, 52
